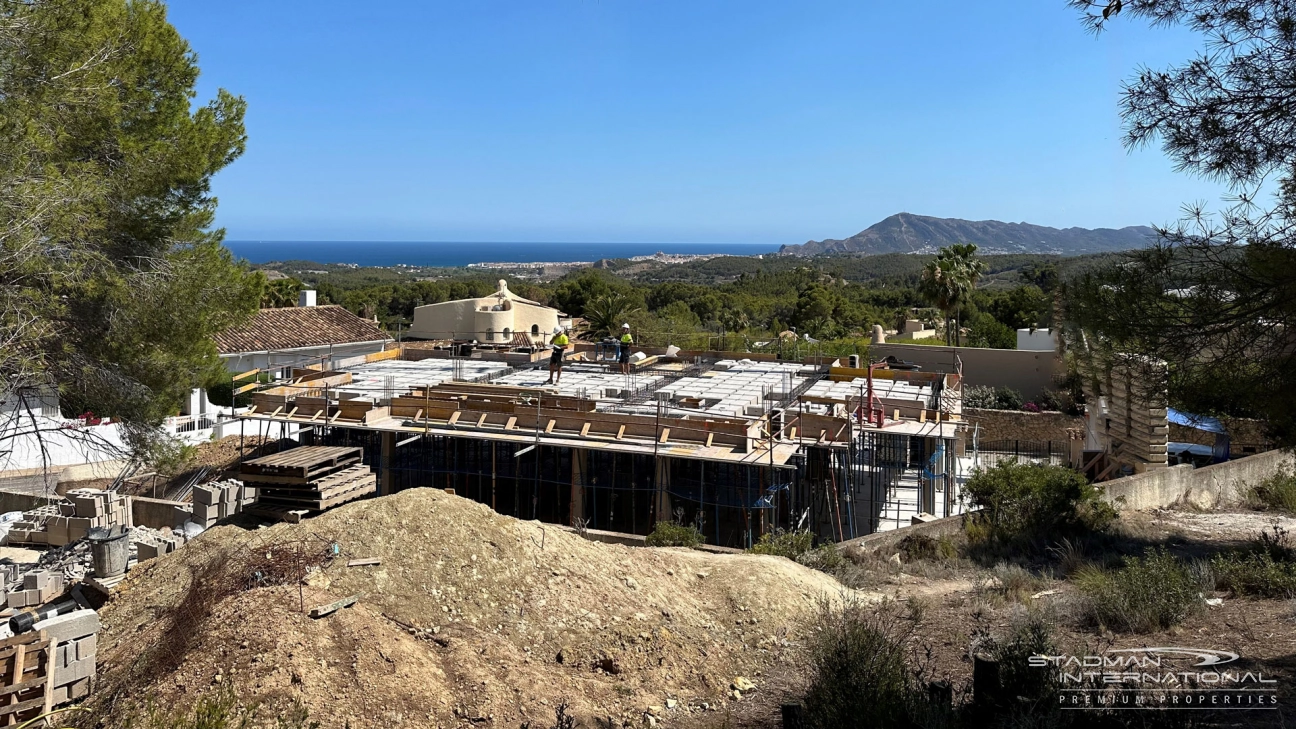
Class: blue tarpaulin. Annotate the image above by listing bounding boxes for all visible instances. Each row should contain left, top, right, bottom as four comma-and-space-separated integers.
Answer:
1167, 408, 1227, 434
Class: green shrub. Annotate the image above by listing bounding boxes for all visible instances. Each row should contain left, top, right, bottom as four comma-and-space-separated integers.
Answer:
749, 529, 815, 559
1246, 468, 1296, 513
994, 386, 1024, 410
964, 461, 1116, 553
963, 385, 997, 409
989, 612, 1061, 710
896, 533, 957, 562
800, 544, 845, 571
645, 520, 704, 547
1074, 548, 1202, 633
802, 601, 935, 729
1207, 524, 1296, 598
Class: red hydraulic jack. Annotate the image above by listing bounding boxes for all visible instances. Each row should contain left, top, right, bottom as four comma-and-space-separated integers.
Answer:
856, 359, 888, 428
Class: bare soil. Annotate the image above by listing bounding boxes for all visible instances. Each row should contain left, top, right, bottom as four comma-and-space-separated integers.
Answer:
88, 489, 868, 728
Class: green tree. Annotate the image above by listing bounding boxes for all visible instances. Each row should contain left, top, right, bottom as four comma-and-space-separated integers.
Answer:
261, 278, 304, 308
919, 243, 986, 344
583, 292, 641, 339
792, 284, 837, 337
1065, 0, 1296, 444
0, 0, 260, 454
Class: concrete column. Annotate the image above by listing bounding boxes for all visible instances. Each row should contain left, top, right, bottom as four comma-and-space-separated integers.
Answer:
570, 448, 587, 525
653, 457, 671, 524
380, 431, 395, 496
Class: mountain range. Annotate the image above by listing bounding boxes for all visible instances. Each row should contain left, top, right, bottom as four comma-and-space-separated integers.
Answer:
780, 213, 1156, 256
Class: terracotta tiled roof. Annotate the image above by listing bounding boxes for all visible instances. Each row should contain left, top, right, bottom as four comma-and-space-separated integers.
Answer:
214, 306, 391, 355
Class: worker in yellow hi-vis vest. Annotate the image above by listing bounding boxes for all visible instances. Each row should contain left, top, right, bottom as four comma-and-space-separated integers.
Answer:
618, 323, 634, 374
547, 326, 570, 385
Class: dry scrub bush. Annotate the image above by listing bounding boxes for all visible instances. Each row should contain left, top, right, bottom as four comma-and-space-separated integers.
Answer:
1246, 467, 1296, 513
1073, 548, 1202, 633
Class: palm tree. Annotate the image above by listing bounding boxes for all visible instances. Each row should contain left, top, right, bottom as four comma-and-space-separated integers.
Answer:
919, 243, 985, 345
583, 292, 640, 339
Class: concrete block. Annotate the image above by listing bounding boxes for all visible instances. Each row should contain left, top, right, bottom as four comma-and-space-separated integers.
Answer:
71, 495, 104, 518
50, 684, 68, 706
23, 570, 50, 590
193, 501, 217, 522
27, 530, 46, 545
67, 524, 88, 542
6, 589, 36, 609
33, 609, 99, 645
75, 634, 96, 661
57, 643, 74, 668
58, 502, 76, 517
54, 655, 94, 686
194, 485, 219, 506
135, 542, 160, 562
47, 523, 69, 547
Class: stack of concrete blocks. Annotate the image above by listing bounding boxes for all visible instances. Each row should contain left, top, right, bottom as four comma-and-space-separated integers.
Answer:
34, 609, 99, 705
0, 564, 17, 594
5, 504, 64, 546
133, 530, 182, 562
6, 569, 65, 609
14, 489, 134, 548
191, 480, 255, 528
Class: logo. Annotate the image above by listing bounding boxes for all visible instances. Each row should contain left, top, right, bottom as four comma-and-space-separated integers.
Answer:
1030, 646, 1278, 710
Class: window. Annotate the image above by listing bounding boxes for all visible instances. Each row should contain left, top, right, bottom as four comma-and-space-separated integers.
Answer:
531, 324, 540, 336
486, 328, 494, 341
503, 328, 512, 340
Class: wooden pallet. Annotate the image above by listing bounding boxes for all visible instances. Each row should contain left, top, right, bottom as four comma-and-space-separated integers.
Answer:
252, 461, 373, 495
0, 630, 53, 726
255, 478, 376, 511
240, 446, 363, 483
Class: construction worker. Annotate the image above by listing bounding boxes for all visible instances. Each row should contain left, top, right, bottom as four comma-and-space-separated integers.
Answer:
547, 326, 569, 385
618, 323, 634, 374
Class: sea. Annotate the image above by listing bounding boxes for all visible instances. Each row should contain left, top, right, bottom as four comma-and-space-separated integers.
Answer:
223, 240, 779, 268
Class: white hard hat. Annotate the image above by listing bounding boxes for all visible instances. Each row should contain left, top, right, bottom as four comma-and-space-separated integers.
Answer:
553, 326, 562, 335
622, 323, 630, 329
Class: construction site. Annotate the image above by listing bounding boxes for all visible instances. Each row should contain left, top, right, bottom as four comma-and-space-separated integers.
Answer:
233, 341, 967, 548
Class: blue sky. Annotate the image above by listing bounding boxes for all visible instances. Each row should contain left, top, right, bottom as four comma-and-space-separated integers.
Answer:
169, 1, 1223, 245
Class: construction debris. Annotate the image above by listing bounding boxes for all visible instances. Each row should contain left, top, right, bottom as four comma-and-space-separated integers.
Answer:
307, 594, 357, 618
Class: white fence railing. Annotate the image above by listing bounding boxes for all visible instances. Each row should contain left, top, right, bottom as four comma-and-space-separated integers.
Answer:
163, 413, 220, 436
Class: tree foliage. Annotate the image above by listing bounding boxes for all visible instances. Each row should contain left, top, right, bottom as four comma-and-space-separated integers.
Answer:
919, 243, 986, 344
1065, 0, 1296, 444
0, 0, 260, 450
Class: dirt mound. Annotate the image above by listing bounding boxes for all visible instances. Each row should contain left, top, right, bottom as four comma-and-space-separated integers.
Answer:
89, 489, 855, 728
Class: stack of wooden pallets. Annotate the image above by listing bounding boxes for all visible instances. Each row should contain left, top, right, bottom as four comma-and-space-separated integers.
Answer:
240, 446, 376, 521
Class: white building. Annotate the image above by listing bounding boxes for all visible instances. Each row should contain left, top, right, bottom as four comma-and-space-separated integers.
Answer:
405, 279, 568, 343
